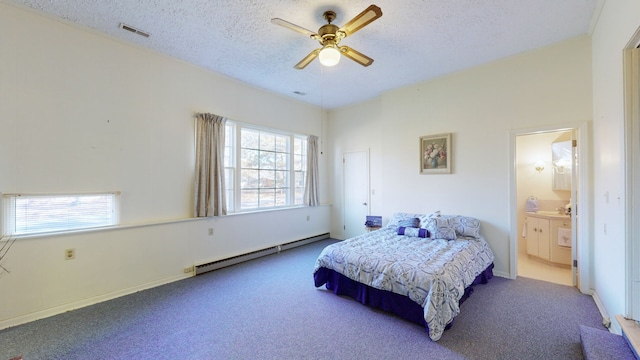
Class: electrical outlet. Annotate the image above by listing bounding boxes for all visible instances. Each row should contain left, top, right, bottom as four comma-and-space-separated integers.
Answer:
208, 228, 213, 236
65, 248, 75, 260
306, 215, 310, 221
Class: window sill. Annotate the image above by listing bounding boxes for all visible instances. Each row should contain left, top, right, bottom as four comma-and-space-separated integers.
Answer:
226, 203, 330, 216
2, 204, 332, 241
617, 315, 640, 358
3, 217, 204, 240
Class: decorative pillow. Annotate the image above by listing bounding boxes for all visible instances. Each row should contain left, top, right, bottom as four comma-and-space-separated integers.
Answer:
387, 213, 426, 228
419, 211, 439, 228
453, 216, 481, 239
397, 218, 420, 228
417, 214, 430, 227
397, 226, 428, 238
419, 211, 441, 228
424, 217, 457, 240
423, 214, 481, 239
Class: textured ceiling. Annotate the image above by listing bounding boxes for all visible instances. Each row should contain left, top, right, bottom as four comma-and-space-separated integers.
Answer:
4, 0, 600, 109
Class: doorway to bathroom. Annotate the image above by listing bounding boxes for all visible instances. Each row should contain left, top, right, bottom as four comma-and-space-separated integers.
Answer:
513, 128, 578, 287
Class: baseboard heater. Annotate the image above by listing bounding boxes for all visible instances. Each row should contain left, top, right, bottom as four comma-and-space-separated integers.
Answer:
194, 233, 330, 275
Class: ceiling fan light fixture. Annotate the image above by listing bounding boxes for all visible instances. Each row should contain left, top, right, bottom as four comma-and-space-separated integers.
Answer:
272, 5, 382, 69
319, 45, 341, 67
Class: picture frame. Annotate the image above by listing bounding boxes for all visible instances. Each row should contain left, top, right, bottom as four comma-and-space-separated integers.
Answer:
420, 133, 452, 174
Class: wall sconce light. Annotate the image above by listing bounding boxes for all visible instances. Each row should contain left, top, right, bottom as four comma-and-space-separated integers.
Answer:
534, 161, 545, 173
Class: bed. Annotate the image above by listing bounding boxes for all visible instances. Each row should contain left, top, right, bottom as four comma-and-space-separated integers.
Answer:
313, 212, 495, 341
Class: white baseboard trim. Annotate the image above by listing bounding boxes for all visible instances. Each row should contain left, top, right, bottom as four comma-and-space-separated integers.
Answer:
592, 290, 620, 334
493, 270, 511, 279
0, 273, 191, 331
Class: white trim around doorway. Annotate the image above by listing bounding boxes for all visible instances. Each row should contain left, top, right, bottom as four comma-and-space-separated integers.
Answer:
509, 122, 592, 294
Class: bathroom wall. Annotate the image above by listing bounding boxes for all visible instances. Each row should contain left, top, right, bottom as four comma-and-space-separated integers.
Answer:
516, 131, 572, 253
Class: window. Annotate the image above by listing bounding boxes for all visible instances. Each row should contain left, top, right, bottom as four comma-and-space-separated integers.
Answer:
225, 121, 306, 212
2, 193, 119, 236
293, 136, 307, 205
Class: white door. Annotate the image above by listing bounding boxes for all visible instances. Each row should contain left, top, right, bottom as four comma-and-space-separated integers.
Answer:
343, 151, 369, 239
624, 46, 640, 320
570, 131, 578, 287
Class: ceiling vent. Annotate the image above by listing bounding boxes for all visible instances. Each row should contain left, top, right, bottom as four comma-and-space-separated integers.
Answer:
119, 23, 150, 38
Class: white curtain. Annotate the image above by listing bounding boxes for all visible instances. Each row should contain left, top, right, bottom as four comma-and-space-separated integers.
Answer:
194, 113, 227, 217
304, 135, 319, 206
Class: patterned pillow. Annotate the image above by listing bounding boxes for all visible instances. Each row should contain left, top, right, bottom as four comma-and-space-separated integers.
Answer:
397, 226, 429, 238
423, 213, 481, 239
387, 213, 425, 228
417, 214, 430, 227
397, 218, 420, 228
424, 216, 457, 240
452, 216, 481, 238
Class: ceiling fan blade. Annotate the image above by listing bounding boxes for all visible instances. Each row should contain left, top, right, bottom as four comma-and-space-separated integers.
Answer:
271, 18, 319, 39
339, 46, 374, 67
338, 5, 382, 37
294, 49, 321, 69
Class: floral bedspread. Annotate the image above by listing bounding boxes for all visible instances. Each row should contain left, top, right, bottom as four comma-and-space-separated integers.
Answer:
313, 227, 494, 341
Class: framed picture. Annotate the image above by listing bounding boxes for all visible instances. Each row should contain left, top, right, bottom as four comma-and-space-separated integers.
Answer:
420, 133, 452, 174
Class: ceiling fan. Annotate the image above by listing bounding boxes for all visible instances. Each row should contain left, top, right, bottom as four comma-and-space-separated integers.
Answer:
271, 5, 383, 69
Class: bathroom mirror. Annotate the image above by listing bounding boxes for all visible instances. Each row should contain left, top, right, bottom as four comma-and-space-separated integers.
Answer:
552, 140, 572, 191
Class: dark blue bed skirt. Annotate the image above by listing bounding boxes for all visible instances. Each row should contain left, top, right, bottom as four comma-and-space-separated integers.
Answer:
313, 263, 494, 331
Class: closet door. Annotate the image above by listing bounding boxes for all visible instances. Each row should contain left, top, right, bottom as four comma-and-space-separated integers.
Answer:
343, 150, 369, 239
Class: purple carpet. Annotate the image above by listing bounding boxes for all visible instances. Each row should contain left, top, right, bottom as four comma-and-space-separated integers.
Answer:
579, 325, 635, 359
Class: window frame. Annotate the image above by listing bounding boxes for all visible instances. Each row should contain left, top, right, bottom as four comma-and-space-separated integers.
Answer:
225, 121, 307, 213
1, 192, 120, 237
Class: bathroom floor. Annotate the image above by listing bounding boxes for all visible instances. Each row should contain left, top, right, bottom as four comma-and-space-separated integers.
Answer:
517, 252, 573, 286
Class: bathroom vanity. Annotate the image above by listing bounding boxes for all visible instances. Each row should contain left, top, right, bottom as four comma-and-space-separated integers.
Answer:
525, 211, 572, 266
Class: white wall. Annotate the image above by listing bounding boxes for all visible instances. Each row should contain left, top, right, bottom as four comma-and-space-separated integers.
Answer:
328, 36, 592, 278
0, 3, 330, 328
326, 98, 383, 239
591, 0, 640, 333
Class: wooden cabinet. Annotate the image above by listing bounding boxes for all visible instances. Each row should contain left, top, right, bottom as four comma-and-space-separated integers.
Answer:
526, 216, 550, 259
550, 219, 572, 265
526, 213, 572, 266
